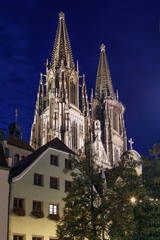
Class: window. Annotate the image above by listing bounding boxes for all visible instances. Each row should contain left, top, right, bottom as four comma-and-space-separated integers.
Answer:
14, 198, 24, 210
65, 180, 72, 192
49, 204, 58, 215
13, 236, 24, 240
50, 155, 58, 166
50, 177, 59, 189
113, 111, 119, 133
72, 121, 77, 149
70, 81, 76, 105
32, 237, 42, 240
33, 201, 42, 211
65, 159, 72, 170
34, 173, 43, 186
14, 154, 20, 165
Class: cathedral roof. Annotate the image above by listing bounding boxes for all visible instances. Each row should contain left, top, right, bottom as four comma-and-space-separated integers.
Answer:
9, 137, 76, 180
95, 44, 114, 99
51, 12, 75, 69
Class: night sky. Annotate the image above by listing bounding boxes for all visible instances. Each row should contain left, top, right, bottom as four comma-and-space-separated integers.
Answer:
0, 0, 160, 156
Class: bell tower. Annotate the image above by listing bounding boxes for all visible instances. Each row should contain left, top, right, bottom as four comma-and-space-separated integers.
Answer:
30, 12, 84, 151
92, 44, 127, 167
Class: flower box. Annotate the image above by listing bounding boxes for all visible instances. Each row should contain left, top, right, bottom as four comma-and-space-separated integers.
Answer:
31, 210, 44, 218
13, 208, 25, 216
49, 214, 60, 220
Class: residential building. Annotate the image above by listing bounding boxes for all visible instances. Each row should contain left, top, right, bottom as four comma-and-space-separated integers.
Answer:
8, 138, 76, 240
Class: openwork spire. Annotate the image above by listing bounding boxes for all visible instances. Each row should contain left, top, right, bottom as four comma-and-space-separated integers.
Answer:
51, 12, 75, 69
95, 44, 114, 99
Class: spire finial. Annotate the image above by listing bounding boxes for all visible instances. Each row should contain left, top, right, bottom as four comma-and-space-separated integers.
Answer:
15, 109, 18, 123
101, 44, 106, 51
59, 12, 65, 20
128, 138, 134, 150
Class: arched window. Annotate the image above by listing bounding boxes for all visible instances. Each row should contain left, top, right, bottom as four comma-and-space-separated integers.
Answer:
113, 111, 119, 133
14, 154, 20, 165
72, 121, 77, 149
70, 81, 76, 105
114, 149, 119, 165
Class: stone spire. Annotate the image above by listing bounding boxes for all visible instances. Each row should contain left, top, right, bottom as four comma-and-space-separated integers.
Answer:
95, 44, 114, 99
51, 12, 75, 69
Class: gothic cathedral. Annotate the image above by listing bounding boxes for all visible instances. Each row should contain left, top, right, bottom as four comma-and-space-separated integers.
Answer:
30, 12, 127, 168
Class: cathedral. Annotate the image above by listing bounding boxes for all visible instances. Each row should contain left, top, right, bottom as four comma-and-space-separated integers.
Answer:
30, 12, 127, 168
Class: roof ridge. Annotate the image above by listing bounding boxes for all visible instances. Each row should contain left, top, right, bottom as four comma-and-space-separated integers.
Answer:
9, 137, 75, 180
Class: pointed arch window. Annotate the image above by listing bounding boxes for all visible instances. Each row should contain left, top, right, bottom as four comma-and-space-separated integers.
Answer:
70, 81, 76, 105
113, 111, 119, 133
114, 148, 119, 165
72, 121, 77, 149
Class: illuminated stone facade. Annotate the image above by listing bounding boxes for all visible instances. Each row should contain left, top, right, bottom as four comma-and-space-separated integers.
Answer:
30, 12, 127, 168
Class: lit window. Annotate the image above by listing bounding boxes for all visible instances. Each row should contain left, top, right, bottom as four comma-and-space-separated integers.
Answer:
65, 159, 72, 170
50, 177, 59, 190
65, 180, 72, 192
50, 154, 58, 166
14, 198, 24, 210
13, 236, 24, 240
33, 201, 42, 211
34, 173, 43, 186
49, 204, 58, 215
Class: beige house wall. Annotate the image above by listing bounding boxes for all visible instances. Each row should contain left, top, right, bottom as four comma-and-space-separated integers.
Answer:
9, 148, 75, 240
0, 169, 9, 240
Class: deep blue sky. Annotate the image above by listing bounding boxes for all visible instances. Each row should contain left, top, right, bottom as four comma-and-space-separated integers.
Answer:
0, 0, 160, 155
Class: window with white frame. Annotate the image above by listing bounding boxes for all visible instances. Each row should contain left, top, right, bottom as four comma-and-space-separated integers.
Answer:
49, 203, 58, 215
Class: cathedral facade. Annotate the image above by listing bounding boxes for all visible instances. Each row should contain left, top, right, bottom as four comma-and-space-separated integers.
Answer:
30, 12, 127, 168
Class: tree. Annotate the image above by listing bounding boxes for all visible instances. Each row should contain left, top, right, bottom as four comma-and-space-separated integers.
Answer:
107, 151, 160, 240
143, 143, 160, 200
56, 155, 109, 240
106, 154, 146, 240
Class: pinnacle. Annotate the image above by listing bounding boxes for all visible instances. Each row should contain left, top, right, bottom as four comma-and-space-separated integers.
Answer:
101, 44, 106, 51
59, 12, 65, 20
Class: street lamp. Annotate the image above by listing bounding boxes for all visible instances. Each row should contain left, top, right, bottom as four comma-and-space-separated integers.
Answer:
130, 197, 136, 204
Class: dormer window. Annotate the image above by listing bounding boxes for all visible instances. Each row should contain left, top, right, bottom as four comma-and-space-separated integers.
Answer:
14, 154, 20, 165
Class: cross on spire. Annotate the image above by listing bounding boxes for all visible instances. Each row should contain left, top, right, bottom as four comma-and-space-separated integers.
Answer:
128, 138, 134, 150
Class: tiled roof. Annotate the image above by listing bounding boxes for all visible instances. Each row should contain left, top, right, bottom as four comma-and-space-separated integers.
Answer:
0, 142, 9, 169
5, 136, 34, 152
9, 137, 76, 180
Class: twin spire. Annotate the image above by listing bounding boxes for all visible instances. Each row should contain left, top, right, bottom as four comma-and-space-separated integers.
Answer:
51, 12, 75, 69
51, 12, 114, 99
